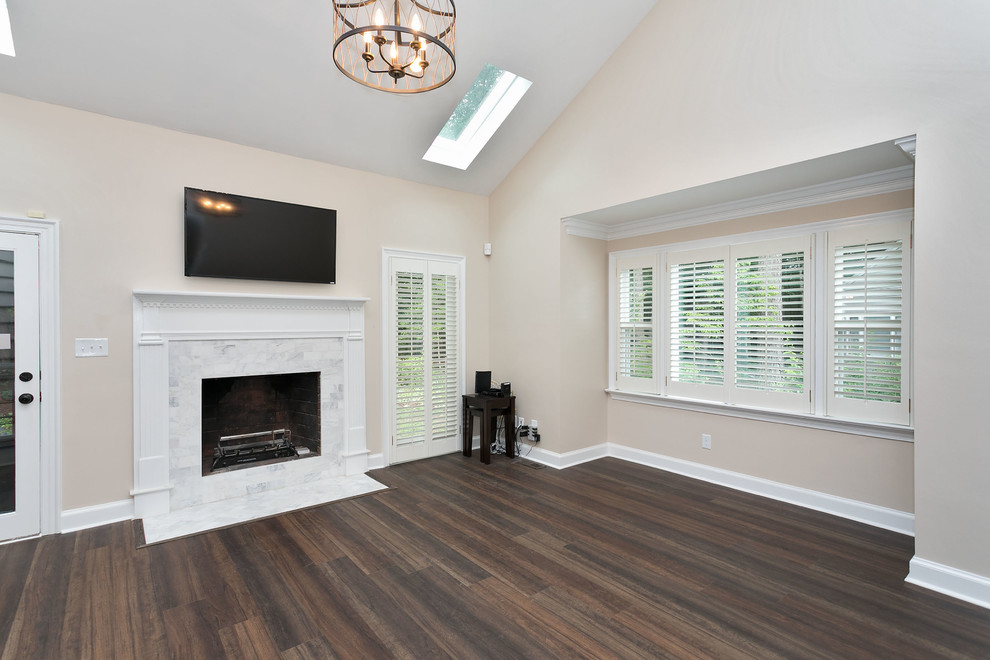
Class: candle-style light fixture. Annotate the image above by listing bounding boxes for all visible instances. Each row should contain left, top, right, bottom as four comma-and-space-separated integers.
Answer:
332, 1, 456, 94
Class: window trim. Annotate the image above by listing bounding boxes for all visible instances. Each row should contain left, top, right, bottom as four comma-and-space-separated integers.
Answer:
608, 208, 913, 436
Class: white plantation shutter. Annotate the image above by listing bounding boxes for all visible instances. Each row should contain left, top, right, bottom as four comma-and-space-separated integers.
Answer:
394, 269, 426, 445
731, 237, 811, 412
827, 222, 911, 425
616, 254, 658, 391
431, 271, 460, 439
668, 247, 727, 399
389, 255, 463, 463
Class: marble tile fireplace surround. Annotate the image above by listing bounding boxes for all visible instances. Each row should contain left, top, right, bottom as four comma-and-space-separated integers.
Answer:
132, 291, 372, 523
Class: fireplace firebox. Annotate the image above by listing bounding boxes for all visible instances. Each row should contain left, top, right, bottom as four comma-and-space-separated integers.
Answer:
201, 372, 321, 475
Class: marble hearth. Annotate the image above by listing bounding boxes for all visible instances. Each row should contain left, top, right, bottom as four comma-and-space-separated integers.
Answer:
132, 291, 375, 530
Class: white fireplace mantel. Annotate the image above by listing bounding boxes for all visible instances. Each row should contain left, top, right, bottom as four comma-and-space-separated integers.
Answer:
131, 291, 370, 519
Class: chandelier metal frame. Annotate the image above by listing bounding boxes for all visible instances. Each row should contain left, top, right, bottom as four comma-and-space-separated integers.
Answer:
332, 0, 456, 94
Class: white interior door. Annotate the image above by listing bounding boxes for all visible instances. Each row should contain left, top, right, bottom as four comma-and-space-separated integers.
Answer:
0, 231, 41, 542
388, 255, 463, 464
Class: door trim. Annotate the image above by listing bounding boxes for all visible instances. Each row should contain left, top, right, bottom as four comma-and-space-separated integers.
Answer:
0, 215, 60, 536
380, 248, 466, 467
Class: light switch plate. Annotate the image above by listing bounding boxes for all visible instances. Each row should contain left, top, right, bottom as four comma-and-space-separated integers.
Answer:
75, 338, 109, 357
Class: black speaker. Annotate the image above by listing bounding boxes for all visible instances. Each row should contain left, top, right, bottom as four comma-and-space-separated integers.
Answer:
475, 370, 492, 395
500, 382, 511, 397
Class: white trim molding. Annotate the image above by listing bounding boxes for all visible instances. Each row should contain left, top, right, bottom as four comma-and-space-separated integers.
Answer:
907, 557, 990, 611
520, 441, 915, 536
563, 165, 914, 241
60, 499, 134, 533
608, 390, 914, 443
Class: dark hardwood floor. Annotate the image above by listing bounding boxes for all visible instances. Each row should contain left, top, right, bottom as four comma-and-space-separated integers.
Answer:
2, 455, 990, 659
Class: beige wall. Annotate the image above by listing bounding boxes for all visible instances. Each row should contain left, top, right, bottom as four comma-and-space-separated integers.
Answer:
490, 0, 990, 579
0, 92, 490, 510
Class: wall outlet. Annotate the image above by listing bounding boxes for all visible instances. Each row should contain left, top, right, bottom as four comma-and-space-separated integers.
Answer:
75, 338, 109, 357
530, 419, 538, 430
701, 433, 712, 450
516, 415, 524, 428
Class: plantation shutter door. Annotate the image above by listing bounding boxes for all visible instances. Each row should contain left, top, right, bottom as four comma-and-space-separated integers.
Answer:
731, 237, 811, 412
430, 262, 460, 442
616, 254, 658, 392
390, 255, 463, 464
393, 260, 427, 448
827, 221, 911, 425
667, 247, 728, 400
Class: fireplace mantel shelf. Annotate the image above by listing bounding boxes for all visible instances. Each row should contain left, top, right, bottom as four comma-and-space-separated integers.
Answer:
134, 290, 370, 310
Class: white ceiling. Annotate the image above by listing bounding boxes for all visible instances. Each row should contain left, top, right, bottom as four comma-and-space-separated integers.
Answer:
0, 0, 658, 195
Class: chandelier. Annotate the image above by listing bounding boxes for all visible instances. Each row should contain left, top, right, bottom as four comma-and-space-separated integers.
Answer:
332, 1, 456, 94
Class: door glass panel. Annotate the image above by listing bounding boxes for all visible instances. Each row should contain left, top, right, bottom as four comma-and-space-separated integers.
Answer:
0, 249, 13, 514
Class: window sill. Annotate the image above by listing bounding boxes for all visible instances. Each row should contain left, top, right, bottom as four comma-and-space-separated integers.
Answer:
605, 389, 914, 443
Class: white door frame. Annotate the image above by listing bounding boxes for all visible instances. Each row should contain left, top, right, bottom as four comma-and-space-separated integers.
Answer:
0, 216, 60, 537
380, 248, 466, 467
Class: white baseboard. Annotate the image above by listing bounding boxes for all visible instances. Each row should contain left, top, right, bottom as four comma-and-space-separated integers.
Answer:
609, 443, 915, 536
907, 557, 990, 610
523, 443, 609, 469
519, 442, 914, 537
367, 453, 386, 470
60, 499, 134, 533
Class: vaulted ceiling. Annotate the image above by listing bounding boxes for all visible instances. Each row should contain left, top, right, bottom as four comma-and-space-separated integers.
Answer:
0, 1, 658, 195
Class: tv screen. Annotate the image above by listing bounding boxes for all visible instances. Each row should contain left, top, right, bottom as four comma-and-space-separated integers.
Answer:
184, 187, 336, 284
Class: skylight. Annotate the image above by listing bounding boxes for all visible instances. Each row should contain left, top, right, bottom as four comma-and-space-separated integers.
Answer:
0, 1, 14, 57
423, 64, 532, 170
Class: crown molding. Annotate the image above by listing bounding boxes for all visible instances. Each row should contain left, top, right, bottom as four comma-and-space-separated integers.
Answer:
563, 165, 914, 241
560, 218, 610, 240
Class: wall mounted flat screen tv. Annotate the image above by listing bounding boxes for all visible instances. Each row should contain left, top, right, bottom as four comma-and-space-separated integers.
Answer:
184, 187, 336, 284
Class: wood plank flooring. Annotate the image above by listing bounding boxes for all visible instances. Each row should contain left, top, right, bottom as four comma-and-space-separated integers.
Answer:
2, 455, 990, 658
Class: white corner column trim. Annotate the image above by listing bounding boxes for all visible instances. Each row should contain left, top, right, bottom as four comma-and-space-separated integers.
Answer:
907, 557, 990, 610
344, 313, 369, 475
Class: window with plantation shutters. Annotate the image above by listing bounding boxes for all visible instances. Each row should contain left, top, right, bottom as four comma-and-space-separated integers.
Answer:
611, 215, 910, 428
827, 222, 910, 425
731, 237, 811, 412
615, 254, 657, 391
388, 254, 464, 464
668, 248, 726, 398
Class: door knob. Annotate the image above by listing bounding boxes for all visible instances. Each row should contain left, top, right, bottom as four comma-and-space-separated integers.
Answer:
18, 393, 34, 404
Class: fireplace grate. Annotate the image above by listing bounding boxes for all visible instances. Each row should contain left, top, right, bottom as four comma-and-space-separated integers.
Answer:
211, 429, 297, 472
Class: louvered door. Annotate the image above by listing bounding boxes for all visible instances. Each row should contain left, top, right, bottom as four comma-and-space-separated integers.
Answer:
389, 256, 462, 464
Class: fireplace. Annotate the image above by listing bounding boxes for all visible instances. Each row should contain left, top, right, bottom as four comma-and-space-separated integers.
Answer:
202, 371, 322, 475
132, 291, 370, 520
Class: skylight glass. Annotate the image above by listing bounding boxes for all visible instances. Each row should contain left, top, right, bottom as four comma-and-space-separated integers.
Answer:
424, 64, 532, 170
0, 1, 14, 57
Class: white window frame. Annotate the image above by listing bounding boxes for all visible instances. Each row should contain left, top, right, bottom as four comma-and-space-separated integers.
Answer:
614, 252, 660, 392
607, 209, 913, 440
